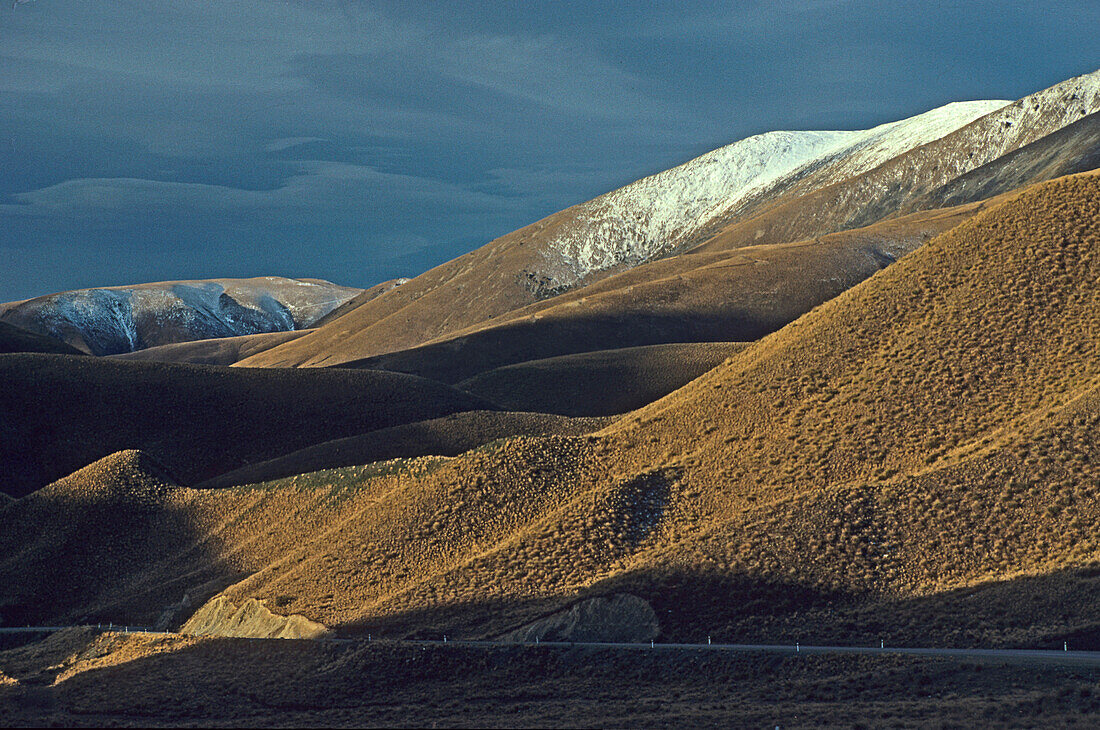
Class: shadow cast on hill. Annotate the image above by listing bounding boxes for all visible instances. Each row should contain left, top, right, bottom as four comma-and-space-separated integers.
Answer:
0, 456, 248, 630
340, 563, 1100, 651
338, 309, 781, 384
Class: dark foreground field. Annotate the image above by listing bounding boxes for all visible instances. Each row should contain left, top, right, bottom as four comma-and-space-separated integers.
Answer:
3, 630, 1100, 728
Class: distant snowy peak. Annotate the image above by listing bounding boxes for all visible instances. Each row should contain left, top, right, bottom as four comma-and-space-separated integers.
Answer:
0, 277, 361, 355
537, 97, 1011, 289
959, 69, 1100, 161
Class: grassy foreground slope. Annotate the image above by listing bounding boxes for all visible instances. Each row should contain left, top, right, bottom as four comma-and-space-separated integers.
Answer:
3, 172, 1097, 649
0, 355, 492, 498
218, 171, 1100, 641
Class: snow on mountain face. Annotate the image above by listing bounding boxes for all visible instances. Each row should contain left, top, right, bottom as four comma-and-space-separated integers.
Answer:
0, 277, 361, 355
799, 100, 1011, 185
536, 99, 1010, 291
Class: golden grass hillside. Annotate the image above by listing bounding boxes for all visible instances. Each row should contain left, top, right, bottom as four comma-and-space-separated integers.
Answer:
217, 171, 1100, 642
3, 172, 1097, 649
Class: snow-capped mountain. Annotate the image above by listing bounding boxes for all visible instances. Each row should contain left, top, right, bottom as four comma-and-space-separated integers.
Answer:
236, 68, 1100, 370
537, 99, 1007, 289
0, 277, 361, 355
690, 68, 1100, 253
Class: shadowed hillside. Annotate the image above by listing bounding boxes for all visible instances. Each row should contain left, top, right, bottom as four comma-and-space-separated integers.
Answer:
457, 342, 749, 417
0, 355, 492, 498
5, 631, 1100, 727
197, 411, 611, 489
109, 330, 308, 366
0, 320, 84, 355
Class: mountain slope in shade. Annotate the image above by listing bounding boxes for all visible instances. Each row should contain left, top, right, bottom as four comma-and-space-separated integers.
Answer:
109, 330, 308, 366
0, 276, 361, 356
0, 320, 84, 355
456, 342, 750, 417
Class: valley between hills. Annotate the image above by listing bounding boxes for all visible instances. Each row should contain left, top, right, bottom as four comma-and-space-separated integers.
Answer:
2, 69, 1100, 727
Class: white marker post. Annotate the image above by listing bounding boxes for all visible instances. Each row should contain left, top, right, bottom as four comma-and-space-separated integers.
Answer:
796, 642, 799, 653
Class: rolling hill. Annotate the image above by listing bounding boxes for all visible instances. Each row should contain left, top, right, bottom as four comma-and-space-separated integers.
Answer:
456, 342, 750, 417
327, 200, 993, 383
4, 171, 1095, 652
0, 320, 84, 355
0, 354, 492, 498
108, 330, 308, 366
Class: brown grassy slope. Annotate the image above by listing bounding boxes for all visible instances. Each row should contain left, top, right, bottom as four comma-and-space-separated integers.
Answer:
108, 329, 307, 366
6, 634, 1100, 729
0, 320, 83, 355
307, 277, 410, 329
3, 173, 1098, 648
328, 203, 982, 382
0, 355, 492, 498
197, 411, 612, 489
213, 172, 1100, 641
457, 342, 749, 417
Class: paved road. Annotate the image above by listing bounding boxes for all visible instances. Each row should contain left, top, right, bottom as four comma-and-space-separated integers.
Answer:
368, 638, 1100, 666
5, 626, 1100, 666
0, 625, 157, 634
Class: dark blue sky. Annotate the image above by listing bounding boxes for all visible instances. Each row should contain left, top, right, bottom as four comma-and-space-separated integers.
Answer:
1, 0, 1097, 301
